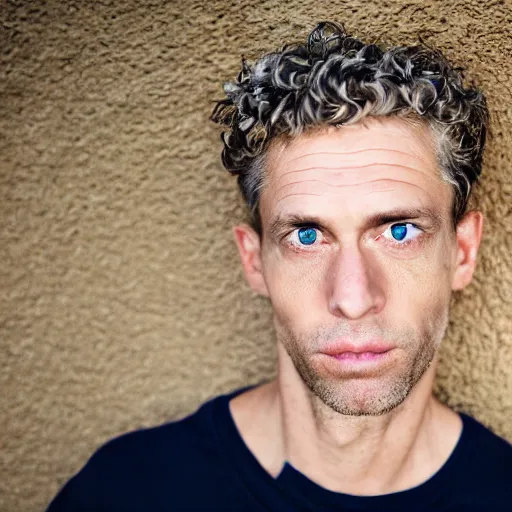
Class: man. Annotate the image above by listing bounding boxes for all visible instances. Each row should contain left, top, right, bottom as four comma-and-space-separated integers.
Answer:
47, 21, 511, 511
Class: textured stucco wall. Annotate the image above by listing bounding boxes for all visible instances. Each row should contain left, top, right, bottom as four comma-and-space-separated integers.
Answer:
1, 1, 511, 510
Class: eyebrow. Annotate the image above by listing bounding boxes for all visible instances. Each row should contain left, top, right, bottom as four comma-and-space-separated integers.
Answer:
267, 206, 443, 239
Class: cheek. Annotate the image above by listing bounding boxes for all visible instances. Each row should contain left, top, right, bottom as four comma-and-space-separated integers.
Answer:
408, 237, 454, 304
387, 259, 452, 344
385, 233, 454, 292
263, 254, 326, 324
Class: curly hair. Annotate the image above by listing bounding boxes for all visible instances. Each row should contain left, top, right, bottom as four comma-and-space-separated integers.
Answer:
210, 21, 490, 238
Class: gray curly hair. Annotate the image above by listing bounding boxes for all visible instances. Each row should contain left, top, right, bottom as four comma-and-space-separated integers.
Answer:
210, 21, 489, 238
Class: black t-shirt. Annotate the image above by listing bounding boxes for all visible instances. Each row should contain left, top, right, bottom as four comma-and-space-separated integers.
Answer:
46, 385, 512, 511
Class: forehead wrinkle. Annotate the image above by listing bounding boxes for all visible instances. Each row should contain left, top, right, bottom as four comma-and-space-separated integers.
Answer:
273, 115, 436, 162
275, 178, 426, 205
274, 162, 430, 185
276, 192, 323, 205
284, 148, 433, 167
276, 178, 426, 196
272, 163, 437, 195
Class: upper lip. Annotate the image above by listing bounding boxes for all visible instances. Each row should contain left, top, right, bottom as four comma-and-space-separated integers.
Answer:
320, 339, 395, 356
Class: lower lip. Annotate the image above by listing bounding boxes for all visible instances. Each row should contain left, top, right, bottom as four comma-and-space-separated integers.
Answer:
333, 351, 390, 361
320, 350, 394, 371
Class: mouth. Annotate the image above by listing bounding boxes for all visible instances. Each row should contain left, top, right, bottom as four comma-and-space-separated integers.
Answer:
320, 339, 395, 357
331, 351, 391, 361
317, 340, 396, 371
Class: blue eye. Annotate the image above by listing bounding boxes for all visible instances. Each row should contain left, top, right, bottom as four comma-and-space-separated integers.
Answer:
390, 224, 407, 241
297, 227, 317, 245
385, 223, 422, 245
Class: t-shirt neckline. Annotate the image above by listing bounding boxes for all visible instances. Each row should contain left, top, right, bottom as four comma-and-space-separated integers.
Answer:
212, 385, 473, 511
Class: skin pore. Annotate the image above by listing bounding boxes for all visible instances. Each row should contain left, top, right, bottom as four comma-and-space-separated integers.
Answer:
230, 116, 484, 496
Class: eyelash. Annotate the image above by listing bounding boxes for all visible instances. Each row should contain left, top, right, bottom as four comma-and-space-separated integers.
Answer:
283, 223, 425, 252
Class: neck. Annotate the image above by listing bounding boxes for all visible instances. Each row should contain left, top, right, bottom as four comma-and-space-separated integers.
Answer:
230, 344, 462, 496
278, 343, 444, 495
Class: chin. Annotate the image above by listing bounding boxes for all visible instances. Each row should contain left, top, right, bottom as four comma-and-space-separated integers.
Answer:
308, 374, 414, 416
300, 350, 435, 416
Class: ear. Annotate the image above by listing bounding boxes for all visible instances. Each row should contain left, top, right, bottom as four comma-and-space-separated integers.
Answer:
232, 223, 270, 297
451, 210, 484, 291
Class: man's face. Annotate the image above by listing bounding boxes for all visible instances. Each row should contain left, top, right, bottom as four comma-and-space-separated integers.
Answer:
257, 116, 458, 416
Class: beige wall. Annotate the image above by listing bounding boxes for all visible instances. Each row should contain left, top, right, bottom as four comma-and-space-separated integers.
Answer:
1, 1, 511, 510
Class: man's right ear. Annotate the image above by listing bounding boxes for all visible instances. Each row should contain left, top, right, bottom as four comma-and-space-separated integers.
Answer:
232, 223, 270, 297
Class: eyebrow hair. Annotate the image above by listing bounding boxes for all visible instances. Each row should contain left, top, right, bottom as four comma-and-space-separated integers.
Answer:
267, 206, 444, 239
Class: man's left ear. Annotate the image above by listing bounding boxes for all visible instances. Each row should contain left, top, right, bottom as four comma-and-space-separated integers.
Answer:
451, 210, 484, 291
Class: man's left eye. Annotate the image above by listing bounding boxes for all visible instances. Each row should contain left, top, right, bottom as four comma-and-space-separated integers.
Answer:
382, 223, 423, 244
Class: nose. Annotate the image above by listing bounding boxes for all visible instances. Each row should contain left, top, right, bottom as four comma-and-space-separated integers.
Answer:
327, 243, 385, 320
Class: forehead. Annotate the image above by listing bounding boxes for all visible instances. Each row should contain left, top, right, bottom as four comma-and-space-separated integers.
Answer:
260, 117, 449, 220
267, 117, 438, 180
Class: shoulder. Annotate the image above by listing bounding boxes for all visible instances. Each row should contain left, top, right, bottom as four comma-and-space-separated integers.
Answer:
461, 412, 512, 461
458, 412, 512, 498
46, 392, 231, 511
85, 393, 224, 479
